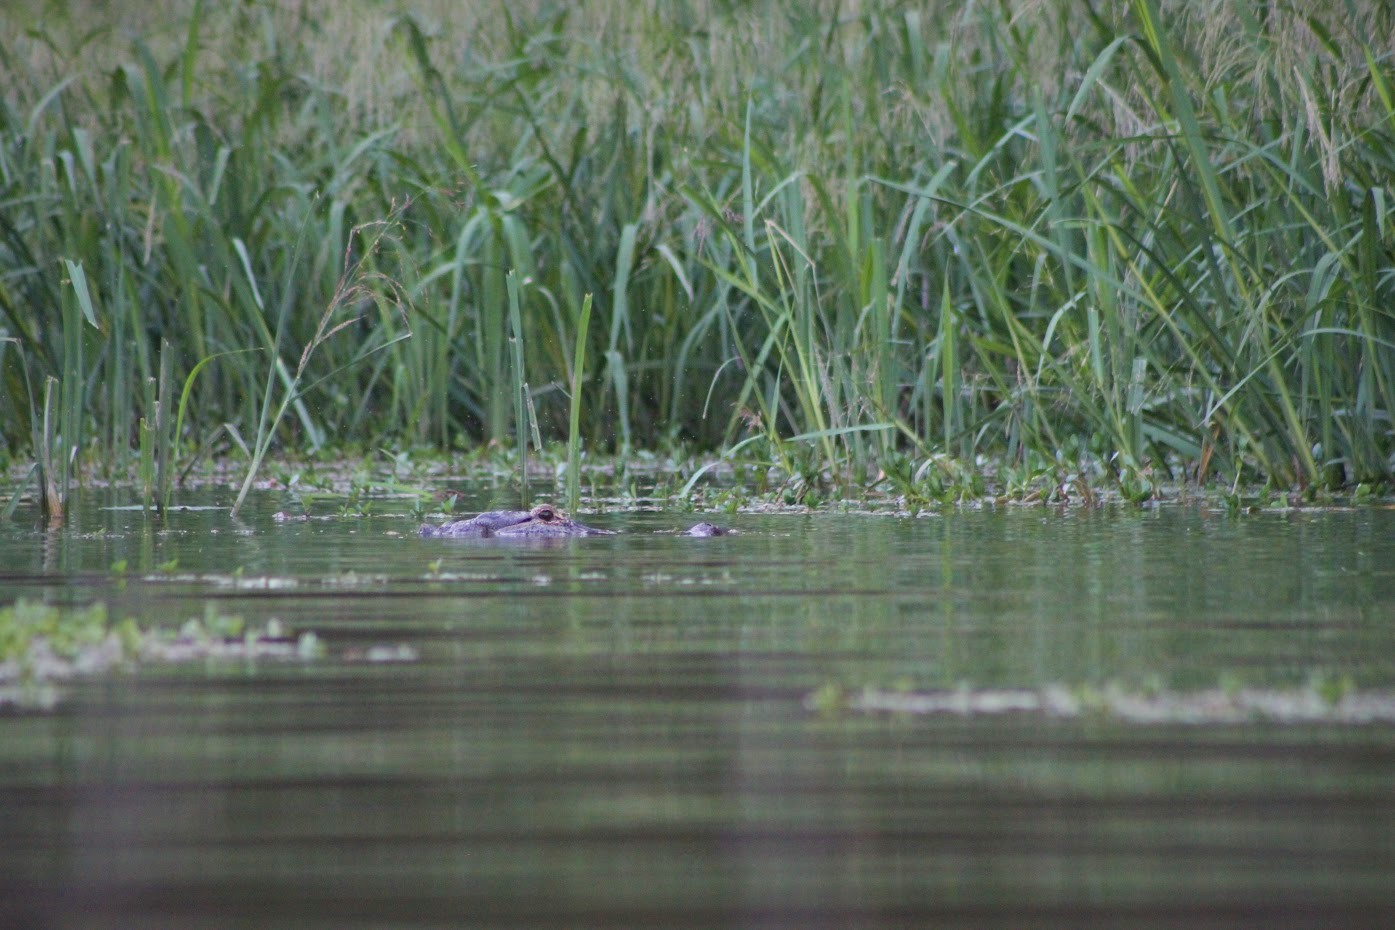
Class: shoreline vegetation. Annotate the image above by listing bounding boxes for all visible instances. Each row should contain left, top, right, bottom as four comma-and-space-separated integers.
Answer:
2, 1, 1393, 516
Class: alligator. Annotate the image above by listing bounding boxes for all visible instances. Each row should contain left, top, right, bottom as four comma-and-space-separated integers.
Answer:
419, 503, 728, 539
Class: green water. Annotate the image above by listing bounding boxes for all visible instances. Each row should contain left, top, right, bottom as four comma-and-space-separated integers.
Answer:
3, 489, 1394, 928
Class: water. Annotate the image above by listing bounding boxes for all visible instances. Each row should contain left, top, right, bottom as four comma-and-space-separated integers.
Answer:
3, 488, 1394, 928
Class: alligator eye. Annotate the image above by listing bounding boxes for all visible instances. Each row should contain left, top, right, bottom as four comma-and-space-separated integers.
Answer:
535, 505, 557, 522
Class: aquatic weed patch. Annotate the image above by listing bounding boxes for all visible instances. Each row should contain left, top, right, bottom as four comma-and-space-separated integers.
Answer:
0, 598, 320, 709
811, 681, 1395, 726
0, 600, 138, 680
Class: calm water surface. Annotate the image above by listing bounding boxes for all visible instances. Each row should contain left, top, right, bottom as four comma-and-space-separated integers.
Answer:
2, 488, 1394, 929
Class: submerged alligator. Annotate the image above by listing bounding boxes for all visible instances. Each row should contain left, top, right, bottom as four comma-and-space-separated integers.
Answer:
419, 503, 728, 539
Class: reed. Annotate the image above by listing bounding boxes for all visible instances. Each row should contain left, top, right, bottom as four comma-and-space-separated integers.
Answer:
566, 294, 594, 512
0, 0, 1390, 495
37, 377, 62, 525
507, 270, 529, 507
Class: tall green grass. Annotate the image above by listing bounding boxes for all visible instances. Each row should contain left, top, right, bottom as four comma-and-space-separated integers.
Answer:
1, 0, 1391, 497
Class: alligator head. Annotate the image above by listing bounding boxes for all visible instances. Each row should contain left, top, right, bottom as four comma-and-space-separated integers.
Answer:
420, 503, 615, 539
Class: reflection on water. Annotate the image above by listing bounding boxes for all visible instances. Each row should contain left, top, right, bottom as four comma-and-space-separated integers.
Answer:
2, 490, 1394, 928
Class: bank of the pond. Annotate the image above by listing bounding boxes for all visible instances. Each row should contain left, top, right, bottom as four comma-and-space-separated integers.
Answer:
2, 1, 1392, 493
4, 446, 1392, 532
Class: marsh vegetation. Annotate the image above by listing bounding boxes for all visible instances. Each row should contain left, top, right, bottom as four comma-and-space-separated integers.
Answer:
2, 0, 1392, 511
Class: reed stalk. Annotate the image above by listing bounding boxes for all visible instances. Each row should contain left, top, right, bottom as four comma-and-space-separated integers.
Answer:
566, 293, 593, 512
507, 270, 529, 508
